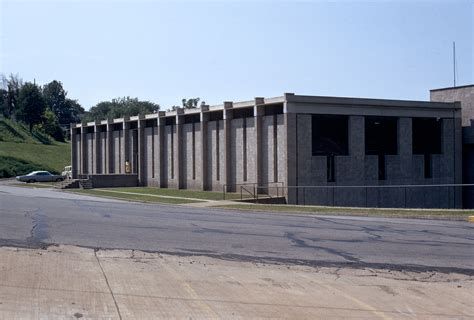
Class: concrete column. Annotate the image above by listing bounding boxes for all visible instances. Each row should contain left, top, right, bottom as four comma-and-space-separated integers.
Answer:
399, 118, 412, 183
81, 126, 88, 176
106, 122, 114, 173
284, 94, 297, 203
94, 123, 101, 174
254, 97, 265, 187
123, 120, 130, 173
71, 125, 78, 179
223, 101, 233, 192
348, 116, 365, 183
200, 106, 210, 190
157, 112, 166, 187
137, 117, 145, 186
176, 109, 184, 189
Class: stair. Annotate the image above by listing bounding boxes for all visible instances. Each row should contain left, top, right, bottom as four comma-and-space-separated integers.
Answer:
55, 178, 93, 189
79, 179, 93, 189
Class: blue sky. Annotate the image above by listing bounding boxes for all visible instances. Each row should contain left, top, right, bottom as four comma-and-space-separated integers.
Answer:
1, 0, 473, 110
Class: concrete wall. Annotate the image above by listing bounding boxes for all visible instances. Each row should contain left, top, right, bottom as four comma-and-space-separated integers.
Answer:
431, 85, 474, 127
112, 130, 124, 174
292, 114, 461, 208
82, 174, 138, 188
182, 123, 202, 189
144, 127, 159, 187
206, 120, 225, 191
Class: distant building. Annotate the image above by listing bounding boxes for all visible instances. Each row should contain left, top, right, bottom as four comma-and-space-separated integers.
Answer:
72, 93, 463, 208
431, 84, 474, 208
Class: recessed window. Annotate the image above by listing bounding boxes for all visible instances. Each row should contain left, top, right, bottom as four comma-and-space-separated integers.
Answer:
413, 118, 442, 155
365, 116, 398, 155
312, 115, 349, 156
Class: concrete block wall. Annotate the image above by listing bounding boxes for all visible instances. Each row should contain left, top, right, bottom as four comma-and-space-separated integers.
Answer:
163, 125, 178, 188
293, 114, 461, 208
86, 133, 94, 174
182, 123, 202, 189
206, 120, 225, 191
112, 130, 123, 174
144, 127, 158, 187
97, 132, 105, 174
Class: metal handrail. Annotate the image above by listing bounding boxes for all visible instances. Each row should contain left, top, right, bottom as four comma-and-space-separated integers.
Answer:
240, 186, 256, 201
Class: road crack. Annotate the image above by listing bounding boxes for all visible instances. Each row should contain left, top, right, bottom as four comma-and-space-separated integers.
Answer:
94, 250, 123, 320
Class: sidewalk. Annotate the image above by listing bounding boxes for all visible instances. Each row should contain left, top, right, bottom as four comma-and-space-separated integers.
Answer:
0, 245, 472, 319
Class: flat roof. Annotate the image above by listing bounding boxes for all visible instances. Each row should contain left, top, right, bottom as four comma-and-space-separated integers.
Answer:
430, 84, 474, 92
73, 93, 458, 128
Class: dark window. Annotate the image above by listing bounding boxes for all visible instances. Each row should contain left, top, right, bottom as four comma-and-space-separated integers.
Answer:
424, 154, 432, 179
378, 155, 386, 180
165, 117, 175, 126
327, 155, 335, 182
412, 118, 442, 154
365, 117, 398, 155
184, 114, 200, 124
209, 111, 223, 121
264, 104, 283, 116
233, 107, 254, 119
312, 115, 349, 156
145, 119, 156, 127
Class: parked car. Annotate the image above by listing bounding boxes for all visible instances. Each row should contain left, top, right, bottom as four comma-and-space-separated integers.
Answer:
16, 171, 64, 183
62, 165, 72, 179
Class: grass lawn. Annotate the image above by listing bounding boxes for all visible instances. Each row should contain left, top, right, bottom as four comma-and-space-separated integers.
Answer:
214, 203, 474, 220
97, 187, 240, 201
68, 189, 205, 204
0, 141, 70, 175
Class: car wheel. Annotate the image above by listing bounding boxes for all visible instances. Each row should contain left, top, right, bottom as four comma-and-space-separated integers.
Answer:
27, 179, 35, 183
55, 178, 64, 182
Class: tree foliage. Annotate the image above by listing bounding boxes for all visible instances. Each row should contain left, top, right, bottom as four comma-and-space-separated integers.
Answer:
16, 82, 46, 132
42, 80, 84, 125
82, 97, 160, 122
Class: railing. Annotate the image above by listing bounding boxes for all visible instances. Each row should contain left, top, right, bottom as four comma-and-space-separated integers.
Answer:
254, 183, 474, 208
223, 182, 284, 200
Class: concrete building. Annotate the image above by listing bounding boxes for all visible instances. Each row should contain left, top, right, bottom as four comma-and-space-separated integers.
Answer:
431, 84, 474, 208
71, 93, 462, 208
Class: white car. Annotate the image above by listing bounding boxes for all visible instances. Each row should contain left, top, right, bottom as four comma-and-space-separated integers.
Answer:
62, 166, 72, 179
16, 171, 64, 183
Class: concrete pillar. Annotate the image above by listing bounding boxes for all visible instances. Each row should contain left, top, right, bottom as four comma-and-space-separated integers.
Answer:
200, 106, 210, 190
284, 94, 297, 203
81, 126, 88, 176
348, 116, 365, 183
254, 97, 265, 187
137, 117, 145, 186
94, 123, 101, 174
157, 112, 166, 187
71, 125, 78, 179
223, 101, 233, 192
176, 109, 184, 189
123, 120, 130, 174
399, 118, 412, 183
106, 122, 114, 173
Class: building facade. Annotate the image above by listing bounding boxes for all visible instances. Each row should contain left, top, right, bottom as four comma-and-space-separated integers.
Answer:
72, 93, 462, 208
431, 84, 474, 208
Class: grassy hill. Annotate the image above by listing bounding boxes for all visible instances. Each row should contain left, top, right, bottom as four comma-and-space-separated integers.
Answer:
0, 119, 70, 178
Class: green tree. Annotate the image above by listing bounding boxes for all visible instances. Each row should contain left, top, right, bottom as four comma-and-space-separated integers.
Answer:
0, 73, 23, 119
39, 109, 65, 141
42, 80, 85, 125
83, 97, 160, 122
17, 82, 46, 132
182, 97, 201, 109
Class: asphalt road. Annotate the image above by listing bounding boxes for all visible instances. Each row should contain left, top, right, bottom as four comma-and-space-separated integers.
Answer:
1, 183, 473, 274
